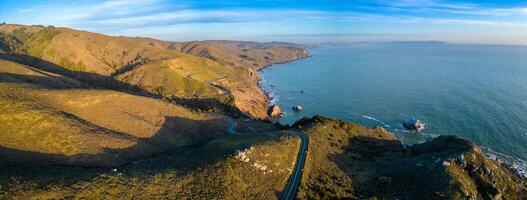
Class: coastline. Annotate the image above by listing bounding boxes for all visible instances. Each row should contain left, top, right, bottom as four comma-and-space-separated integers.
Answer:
256, 48, 527, 179
256, 52, 312, 72
257, 52, 312, 106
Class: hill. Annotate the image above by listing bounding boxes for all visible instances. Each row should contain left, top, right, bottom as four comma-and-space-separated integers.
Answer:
0, 50, 304, 199
169, 40, 310, 70
0, 121, 300, 199
293, 116, 527, 199
0, 23, 308, 119
0, 58, 228, 167
0, 62, 301, 198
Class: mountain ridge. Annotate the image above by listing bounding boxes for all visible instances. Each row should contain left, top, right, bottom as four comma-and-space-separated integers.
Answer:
0, 23, 309, 119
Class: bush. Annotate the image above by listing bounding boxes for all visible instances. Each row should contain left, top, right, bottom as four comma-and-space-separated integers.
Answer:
0, 33, 22, 52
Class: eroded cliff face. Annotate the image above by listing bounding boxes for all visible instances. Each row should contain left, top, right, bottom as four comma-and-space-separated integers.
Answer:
221, 68, 270, 119
293, 115, 527, 200
167, 40, 310, 119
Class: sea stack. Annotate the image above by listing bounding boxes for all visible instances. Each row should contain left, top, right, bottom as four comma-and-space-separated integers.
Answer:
268, 104, 284, 118
293, 105, 303, 111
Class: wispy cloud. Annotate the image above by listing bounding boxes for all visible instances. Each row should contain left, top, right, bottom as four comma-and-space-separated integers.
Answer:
9, 0, 527, 44
381, 0, 478, 10
81, 9, 329, 27
16, 0, 526, 26
374, 0, 527, 17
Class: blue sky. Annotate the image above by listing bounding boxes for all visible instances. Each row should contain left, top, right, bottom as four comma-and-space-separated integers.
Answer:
1, 0, 527, 44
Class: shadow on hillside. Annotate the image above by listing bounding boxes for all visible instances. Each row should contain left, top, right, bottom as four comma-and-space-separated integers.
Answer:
0, 53, 245, 116
0, 72, 82, 88
0, 115, 276, 191
0, 53, 156, 95
331, 136, 403, 198
332, 136, 457, 199
0, 115, 225, 168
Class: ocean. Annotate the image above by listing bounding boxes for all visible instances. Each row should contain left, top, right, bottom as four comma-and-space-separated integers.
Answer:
260, 42, 527, 175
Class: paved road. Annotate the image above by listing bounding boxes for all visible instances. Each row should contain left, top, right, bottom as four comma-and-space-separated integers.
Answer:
223, 117, 309, 200
281, 130, 308, 200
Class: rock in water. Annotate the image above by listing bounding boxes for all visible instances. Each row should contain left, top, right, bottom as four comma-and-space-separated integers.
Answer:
292, 105, 303, 111
267, 104, 283, 117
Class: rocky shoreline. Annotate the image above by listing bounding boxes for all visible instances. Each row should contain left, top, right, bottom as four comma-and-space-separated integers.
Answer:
256, 52, 311, 72
257, 52, 311, 112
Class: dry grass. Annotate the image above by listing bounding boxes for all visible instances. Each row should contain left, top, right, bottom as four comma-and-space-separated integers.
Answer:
1, 24, 309, 118
0, 132, 300, 200
172, 40, 309, 70
294, 115, 527, 200
0, 59, 229, 167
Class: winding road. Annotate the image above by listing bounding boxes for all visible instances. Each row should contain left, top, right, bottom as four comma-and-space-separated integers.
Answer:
223, 117, 309, 200
280, 130, 308, 200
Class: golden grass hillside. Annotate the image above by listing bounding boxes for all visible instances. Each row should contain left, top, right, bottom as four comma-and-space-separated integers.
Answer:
0, 59, 81, 88
170, 40, 310, 70
0, 131, 300, 200
1, 24, 308, 118
293, 115, 527, 200
0, 24, 168, 75
0, 59, 228, 167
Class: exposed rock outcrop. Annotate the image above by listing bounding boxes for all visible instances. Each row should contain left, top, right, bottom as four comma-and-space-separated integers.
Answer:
267, 104, 283, 118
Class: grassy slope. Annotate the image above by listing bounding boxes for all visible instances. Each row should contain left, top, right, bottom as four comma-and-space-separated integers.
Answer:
0, 24, 274, 118
0, 59, 227, 167
0, 132, 300, 199
171, 40, 309, 70
115, 48, 269, 117
0, 83, 137, 166
116, 51, 228, 97
0, 59, 81, 88
0, 58, 301, 199
295, 116, 527, 200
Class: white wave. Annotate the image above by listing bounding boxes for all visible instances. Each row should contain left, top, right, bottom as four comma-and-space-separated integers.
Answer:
416, 121, 427, 132
268, 92, 279, 104
482, 147, 527, 178
361, 115, 390, 128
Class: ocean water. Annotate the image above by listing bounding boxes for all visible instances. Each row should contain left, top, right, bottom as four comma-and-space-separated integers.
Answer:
260, 43, 527, 173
